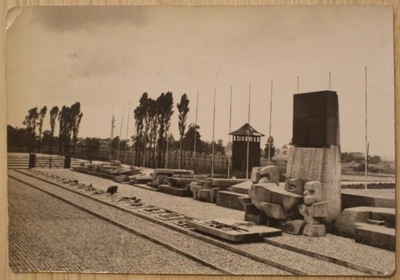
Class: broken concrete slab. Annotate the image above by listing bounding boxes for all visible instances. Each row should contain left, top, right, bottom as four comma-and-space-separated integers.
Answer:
250, 183, 303, 213
229, 180, 253, 194
157, 184, 192, 197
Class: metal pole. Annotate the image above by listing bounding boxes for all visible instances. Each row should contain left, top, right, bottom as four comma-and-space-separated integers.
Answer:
211, 89, 216, 178
268, 81, 273, 165
117, 103, 125, 161
109, 105, 115, 161
124, 102, 130, 164
194, 91, 199, 165
329, 72, 332, 90
365, 66, 368, 189
228, 86, 232, 178
246, 84, 251, 179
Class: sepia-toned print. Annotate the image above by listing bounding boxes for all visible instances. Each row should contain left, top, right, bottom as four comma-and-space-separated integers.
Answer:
6, 6, 395, 276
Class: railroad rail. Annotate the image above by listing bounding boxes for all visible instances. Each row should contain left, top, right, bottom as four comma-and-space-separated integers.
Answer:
8, 169, 375, 275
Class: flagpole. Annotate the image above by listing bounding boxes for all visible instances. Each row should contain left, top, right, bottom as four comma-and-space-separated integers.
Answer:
109, 105, 115, 161
228, 86, 232, 178
329, 72, 332, 90
268, 81, 273, 165
211, 89, 216, 178
297, 75, 300, 93
124, 102, 130, 164
194, 91, 199, 165
117, 103, 125, 161
246, 84, 251, 179
365, 66, 368, 190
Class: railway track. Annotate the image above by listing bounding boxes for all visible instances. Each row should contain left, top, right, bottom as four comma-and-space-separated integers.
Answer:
8, 169, 369, 275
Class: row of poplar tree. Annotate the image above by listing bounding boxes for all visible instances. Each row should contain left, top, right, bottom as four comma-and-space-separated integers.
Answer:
22, 102, 83, 154
133, 92, 190, 168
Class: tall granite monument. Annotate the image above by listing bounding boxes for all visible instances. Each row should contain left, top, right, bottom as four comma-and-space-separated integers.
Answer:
286, 90, 341, 223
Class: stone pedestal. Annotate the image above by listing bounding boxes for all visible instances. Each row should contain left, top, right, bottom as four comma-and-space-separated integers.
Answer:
286, 146, 341, 222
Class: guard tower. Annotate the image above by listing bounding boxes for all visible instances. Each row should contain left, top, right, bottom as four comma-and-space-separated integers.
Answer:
229, 123, 264, 178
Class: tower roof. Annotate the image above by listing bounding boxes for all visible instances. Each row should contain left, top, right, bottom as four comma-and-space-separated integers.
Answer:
229, 123, 265, 136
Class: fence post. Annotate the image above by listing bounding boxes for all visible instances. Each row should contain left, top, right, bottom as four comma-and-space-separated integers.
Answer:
28, 153, 36, 168
64, 155, 71, 169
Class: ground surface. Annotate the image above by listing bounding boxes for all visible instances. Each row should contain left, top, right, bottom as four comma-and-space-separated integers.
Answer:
7, 168, 396, 276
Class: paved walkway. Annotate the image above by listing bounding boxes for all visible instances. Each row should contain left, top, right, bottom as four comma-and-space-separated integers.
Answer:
8, 176, 220, 274
10, 168, 396, 275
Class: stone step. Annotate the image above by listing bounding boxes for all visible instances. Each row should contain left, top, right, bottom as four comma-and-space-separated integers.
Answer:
354, 223, 395, 251
8, 154, 82, 169
341, 189, 395, 208
334, 206, 395, 238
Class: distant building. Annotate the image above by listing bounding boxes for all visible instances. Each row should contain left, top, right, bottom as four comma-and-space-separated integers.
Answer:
229, 123, 264, 178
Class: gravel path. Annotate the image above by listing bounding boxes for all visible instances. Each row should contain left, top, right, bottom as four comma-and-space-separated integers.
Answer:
8, 177, 220, 274
265, 234, 395, 275
9, 171, 289, 275
29, 168, 246, 221
10, 168, 396, 276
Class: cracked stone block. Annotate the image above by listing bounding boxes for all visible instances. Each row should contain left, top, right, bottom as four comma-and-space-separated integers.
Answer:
283, 220, 306, 235
303, 224, 326, 237
250, 183, 303, 213
197, 189, 211, 202
259, 202, 286, 220
216, 191, 248, 211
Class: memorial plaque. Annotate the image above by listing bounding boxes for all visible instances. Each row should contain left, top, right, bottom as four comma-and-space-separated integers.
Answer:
293, 91, 339, 147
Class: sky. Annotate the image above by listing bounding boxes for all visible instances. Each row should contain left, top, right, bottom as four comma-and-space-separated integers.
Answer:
6, 6, 395, 159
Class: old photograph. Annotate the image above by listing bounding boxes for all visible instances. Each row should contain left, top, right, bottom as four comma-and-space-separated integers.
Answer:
6, 6, 395, 276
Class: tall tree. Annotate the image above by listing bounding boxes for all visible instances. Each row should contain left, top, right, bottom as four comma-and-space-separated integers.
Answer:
23, 107, 39, 152
49, 106, 59, 154
70, 102, 83, 153
216, 139, 225, 155
37, 106, 47, 152
134, 93, 149, 166
85, 137, 101, 155
156, 92, 174, 167
182, 123, 203, 155
264, 136, 276, 162
177, 94, 190, 169
58, 106, 70, 154
148, 99, 158, 167
7, 125, 27, 148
